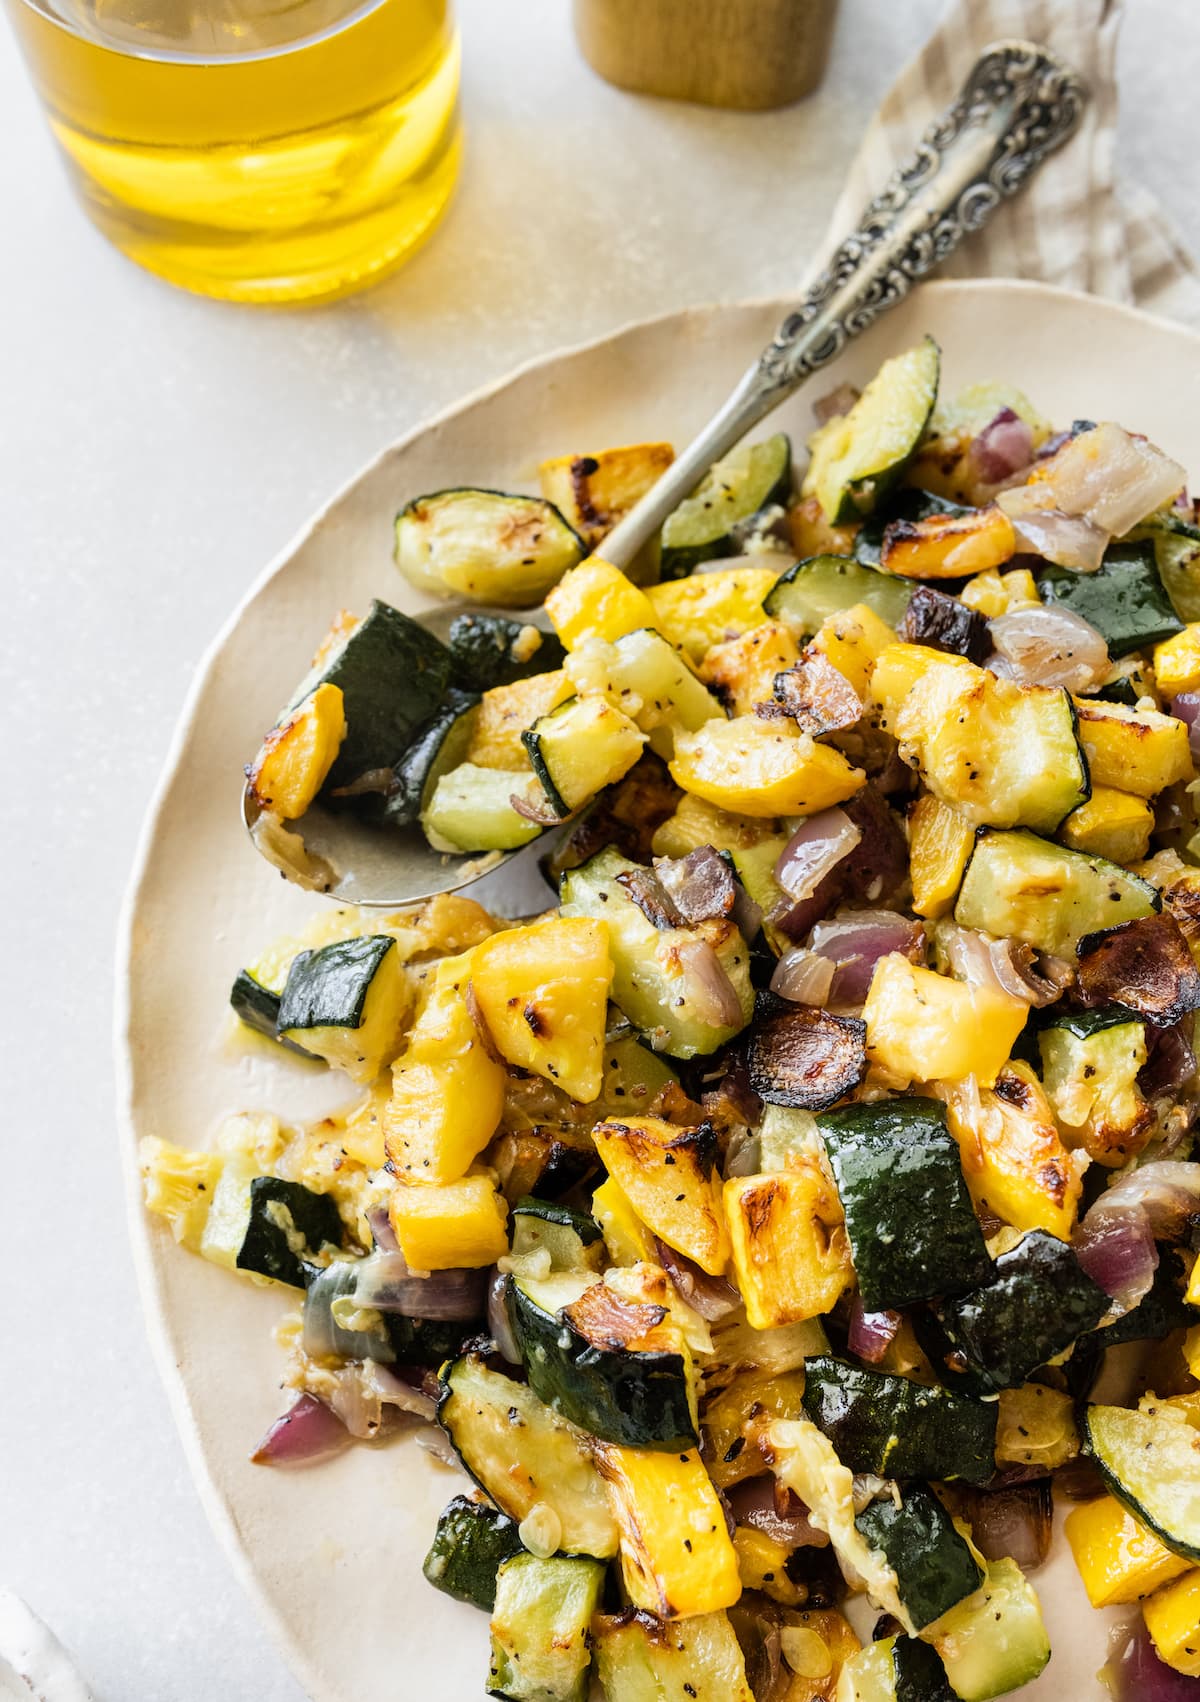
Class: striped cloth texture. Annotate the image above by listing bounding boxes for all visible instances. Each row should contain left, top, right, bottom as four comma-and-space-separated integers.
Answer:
812, 0, 1200, 326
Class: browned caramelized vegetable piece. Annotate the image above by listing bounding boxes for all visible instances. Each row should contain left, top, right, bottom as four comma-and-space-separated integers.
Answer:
1076, 913, 1200, 1027
880, 505, 1016, 579
772, 653, 864, 736
747, 1006, 867, 1110
899, 584, 991, 663
563, 1283, 672, 1352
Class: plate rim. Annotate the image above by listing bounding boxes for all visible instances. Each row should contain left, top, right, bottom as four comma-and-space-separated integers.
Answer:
113, 277, 1200, 1699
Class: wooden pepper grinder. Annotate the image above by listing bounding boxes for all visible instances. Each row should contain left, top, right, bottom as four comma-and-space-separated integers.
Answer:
572, 0, 838, 111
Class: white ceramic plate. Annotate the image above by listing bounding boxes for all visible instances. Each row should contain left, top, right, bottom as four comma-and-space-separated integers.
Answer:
117, 280, 1200, 1702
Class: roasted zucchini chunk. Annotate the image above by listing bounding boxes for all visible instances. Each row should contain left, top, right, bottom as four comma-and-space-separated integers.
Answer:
438, 1354, 618, 1559
1041, 541, 1183, 657
855, 1483, 983, 1631
394, 488, 584, 607
659, 432, 792, 578
928, 1230, 1109, 1393
876, 648, 1090, 833
1083, 1402, 1200, 1564
539, 441, 674, 551
926, 1557, 1050, 1702
764, 552, 910, 634
507, 1268, 697, 1450
816, 1099, 991, 1310
140, 1138, 224, 1253
1038, 1006, 1153, 1167
276, 935, 410, 1081
487, 1553, 605, 1702
798, 1356, 997, 1485
566, 627, 725, 756
421, 762, 545, 853
560, 847, 753, 1059
446, 612, 565, 691
747, 1004, 867, 1110
594, 1442, 742, 1618
200, 1165, 342, 1288
377, 689, 479, 829
839, 1634, 958, 1702
422, 1496, 525, 1613
509, 1197, 605, 1271
1075, 912, 1200, 1026
803, 337, 940, 524
523, 694, 647, 818
593, 1608, 755, 1702
955, 828, 1159, 955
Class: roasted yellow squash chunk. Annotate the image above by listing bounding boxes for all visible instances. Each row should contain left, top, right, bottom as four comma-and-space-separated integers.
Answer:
1065, 1494, 1191, 1608
388, 1172, 509, 1269
539, 441, 674, 550
939, 1062, 1085, 1239
545, 557, 657, 649
699, 621, 800, 715
592, 1115, 730, 1275
646, 566, 781, 662
1073, 698, 1194, 797
1144, 1570, 1200, 1676
468, 917, 613, 1103
1060, 786, 1155, 864
467, 670, 572, 770
908, 794, 976, 918
724, 1166, 852, 1329
595, 1442, 742, 1618
246, 682, 346, 819
864, 954, 1028, 1088
670, 716, 865, 817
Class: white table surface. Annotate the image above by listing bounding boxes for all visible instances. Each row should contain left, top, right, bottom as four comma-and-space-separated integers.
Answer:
1, 2, 1197, 1696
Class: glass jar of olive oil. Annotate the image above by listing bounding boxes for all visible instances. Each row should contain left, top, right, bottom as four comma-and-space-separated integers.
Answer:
6, 0, 462, 303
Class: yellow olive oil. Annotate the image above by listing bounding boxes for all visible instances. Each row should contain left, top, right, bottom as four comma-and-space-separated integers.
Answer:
6, 0, 461, 302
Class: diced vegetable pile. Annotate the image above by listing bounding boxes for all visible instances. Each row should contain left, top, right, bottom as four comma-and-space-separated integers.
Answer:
146, 336, 1200, 1701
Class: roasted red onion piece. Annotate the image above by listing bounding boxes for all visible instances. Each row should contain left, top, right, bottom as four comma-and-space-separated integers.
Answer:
655, 1238, 741, 1321
366, 1201, 400, 1253
812, 382, 860, 426
1172, 693, 1200, 765
487, 1268, 521, 1364
995, 486, 1108, 572
1112, 1623, 1200, 1701
676, 938, 746, 1029
1075, 1161, 1200, 1309
899, 585, 990, 663
326, 1359, 438, 1437
989, 605, 1110, 693
1040, 422, 1187, 537
839, 787, 910, 906
616, 866, 685, 929
724, 1475, 828, 1548
846, 1295, 902, 1364
775, 809, 861, 901
772, 655, 863, 736
748, 1006, 867, 1110
810, 910, 925, 1005
1076, 913, 1200, 1027
353, 1249, 487, 1320
770, 946, 836, 1006
251, 1392, 352, 1468
964, 1479, 1053, 1571
1140, 1019, 1198, 1099
970, 407, 1034, 485
941, 923, 1068, 1008
654, 845, 738, 925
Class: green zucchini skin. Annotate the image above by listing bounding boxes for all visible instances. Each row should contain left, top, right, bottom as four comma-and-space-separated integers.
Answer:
379, 689, 479, 828
237, 1177, 343, 1287
763, 551, 912, 634
511, 1197, 603, 1250
853, 489, 969, 570
448, 614, 565, 691
799, 1356, 997, 1486
507, 1277, 697, 1451
855, 1484, 983, 1631
487, 1552, 604, 1702
302, 1261, 395, 1361
892, 1634, 959, 1702
1040, 542, 1184, 658
229, 969, 312, 1056
816, 1099, 991, 1311
291, 599, 453, 794
276, 935, 395, 1034
423, 1495, 525, 1612
659, 432, 792, 579
1083, 1403, 1200, 1562
928, 1230, 1109, 1394
387, 1313, 481, 1369
1038, 1003, 1142, 1040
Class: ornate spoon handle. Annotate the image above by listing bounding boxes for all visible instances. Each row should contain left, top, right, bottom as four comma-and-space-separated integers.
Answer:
599, 39, 1087, 571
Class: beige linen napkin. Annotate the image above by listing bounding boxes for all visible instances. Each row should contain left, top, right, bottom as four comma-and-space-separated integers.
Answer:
813, 0, 1200, 326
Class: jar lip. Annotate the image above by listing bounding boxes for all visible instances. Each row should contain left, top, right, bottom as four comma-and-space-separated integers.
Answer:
7, 0, 398, 66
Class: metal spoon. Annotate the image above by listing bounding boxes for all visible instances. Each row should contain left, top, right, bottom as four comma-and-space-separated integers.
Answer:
245, 38, 1086, 908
